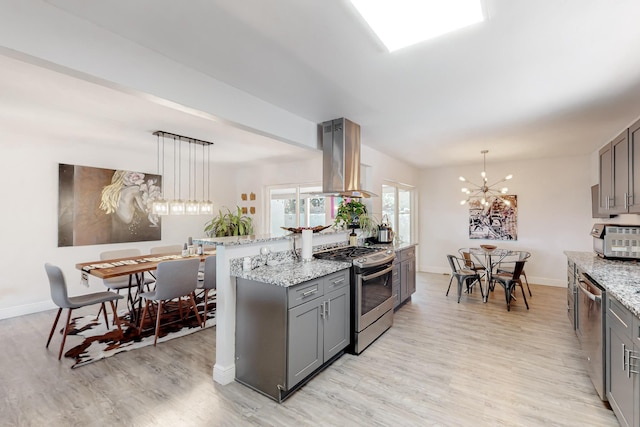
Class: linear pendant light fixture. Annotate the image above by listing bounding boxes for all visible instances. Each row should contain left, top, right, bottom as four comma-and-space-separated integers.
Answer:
459, 150, 512, 206
151, 130, 214, 216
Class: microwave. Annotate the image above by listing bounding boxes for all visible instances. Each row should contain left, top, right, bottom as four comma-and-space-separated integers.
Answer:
591, 223, 640, 259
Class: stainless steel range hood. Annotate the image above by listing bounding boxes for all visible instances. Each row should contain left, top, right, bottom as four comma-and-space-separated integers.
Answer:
321, 118, 377, 198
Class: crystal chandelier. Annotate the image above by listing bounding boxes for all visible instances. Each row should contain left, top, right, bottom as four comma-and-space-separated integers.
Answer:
459, 150, 513, 206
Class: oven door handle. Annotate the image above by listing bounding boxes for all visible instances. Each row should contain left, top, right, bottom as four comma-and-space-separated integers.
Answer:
362, 264, 394, 282
578, 279, 601, 302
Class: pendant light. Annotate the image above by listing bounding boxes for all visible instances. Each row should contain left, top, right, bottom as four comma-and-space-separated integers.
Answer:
459, 150, 512, 206
199, 142, 214, 215
185, 141, 200, 215
152, 133, 169, 215
169, 136, 185, 215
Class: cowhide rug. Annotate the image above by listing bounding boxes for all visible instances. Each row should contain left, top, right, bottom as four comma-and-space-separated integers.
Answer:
62, 292, 216, 368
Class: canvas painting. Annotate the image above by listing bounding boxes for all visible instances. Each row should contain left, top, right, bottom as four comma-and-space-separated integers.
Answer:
468, 195, 517, 240
58, 164, 162, 246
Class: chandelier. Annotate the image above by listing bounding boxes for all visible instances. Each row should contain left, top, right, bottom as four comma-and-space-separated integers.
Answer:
459, 150, 513, 206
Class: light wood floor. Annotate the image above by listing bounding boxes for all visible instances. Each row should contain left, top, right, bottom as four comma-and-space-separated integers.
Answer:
0, 273, 619, 426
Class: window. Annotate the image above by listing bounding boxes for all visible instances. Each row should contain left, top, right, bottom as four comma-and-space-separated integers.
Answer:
382, 183, 414, 243
268, 185, 334, 234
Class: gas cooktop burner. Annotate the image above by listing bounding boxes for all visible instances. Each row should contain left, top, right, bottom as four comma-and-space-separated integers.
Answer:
314, 246, 381, 260
314, 246, 395, 268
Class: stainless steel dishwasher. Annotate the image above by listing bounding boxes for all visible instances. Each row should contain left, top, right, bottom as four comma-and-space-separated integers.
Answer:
576, 270, 607, 401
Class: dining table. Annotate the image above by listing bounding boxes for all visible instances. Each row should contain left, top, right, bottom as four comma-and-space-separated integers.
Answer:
76, 250, 215, 325
459, 247, 518, 302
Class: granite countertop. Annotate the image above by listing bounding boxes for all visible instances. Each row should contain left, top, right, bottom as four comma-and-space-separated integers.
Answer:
368, 241, 418, 251
231, 259, 351, 287
565, 251, 640, 317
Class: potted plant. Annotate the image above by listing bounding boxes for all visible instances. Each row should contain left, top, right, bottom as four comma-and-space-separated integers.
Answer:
204, 206, 254, 237
333, 199, 378, 236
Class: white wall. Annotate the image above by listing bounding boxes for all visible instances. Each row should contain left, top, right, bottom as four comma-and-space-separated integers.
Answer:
0, 131, 238, 319
419, 154, 592, 286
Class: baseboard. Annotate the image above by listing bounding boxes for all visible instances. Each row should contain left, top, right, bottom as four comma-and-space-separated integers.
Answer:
418, 267, 565, 288
213, 362, 236, 385
0, 300, 56, 320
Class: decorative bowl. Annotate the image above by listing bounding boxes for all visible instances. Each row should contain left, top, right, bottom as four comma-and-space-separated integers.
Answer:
480, 244, 497, 252
281, 225, 331, 234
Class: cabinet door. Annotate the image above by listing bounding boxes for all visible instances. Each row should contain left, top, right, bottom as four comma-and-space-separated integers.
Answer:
628, 119, 640, 213
599, 143, 613, 213
406, 258, 416, 295
323, 286, 350, 361
287, 299, 323, 389
611, 130, 630, 214
400, 260, 410, 302
607, 319, 635, 427
392, 263, 401, 308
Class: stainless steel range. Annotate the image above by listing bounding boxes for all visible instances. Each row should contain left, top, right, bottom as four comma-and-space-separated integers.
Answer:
314, 246, 395, 354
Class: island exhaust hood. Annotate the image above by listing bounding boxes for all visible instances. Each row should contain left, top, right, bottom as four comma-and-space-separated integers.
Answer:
321, 118, 377, 198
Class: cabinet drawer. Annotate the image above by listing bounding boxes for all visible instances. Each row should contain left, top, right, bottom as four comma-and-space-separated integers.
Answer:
324, 270, 349, 293
288, 279, 324, 308
399, 247, 415, 262
607, 296, 633, 338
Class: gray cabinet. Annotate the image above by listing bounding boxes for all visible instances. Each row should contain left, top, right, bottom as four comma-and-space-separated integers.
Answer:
606, 295, 640, 427
236, 268, 350, 402
567, 259, 576, 330
392, 261, 401, 308
599, 117, 640, 214
395, 246, 416, 308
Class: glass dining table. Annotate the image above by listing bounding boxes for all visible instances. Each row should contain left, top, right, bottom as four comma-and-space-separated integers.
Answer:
459, 247, 518, 302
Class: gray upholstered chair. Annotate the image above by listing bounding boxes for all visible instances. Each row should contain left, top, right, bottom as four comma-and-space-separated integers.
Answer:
44, 263, 124, 360
196, 255, 216, 327
446, 254, 484, 303
138, 258, 202, 346
150, 245, 183, 255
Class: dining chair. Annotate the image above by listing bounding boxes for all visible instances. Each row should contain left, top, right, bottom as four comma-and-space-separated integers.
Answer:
446, 255, 484, 303
491, 260, 529, 311
138, 258, 202, 346
100, 248, 155, 295
458, 249, 486, 277
150, 244, 183, 255
496, 251, 532, 296
44, 263, 124, 360
196, 255, 216, 327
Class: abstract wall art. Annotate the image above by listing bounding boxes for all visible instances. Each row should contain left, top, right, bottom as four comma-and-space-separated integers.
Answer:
468, 195, 517, 240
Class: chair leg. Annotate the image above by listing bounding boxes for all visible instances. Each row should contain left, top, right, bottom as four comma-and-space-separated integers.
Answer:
520, 284, 530, 310
177, 298, 184, 320
153, 301, 163, 346
58, 309, 73, 360
139, 300, 150, 333
457, 277, 463, 303
109, 300, 124, 338
505, 285, 511, 311
446, 275, 454, 296
523, 271, 532, 297
46, 308, 63, 349
189, 292, 203, 328
202, 289, 209, 327
100, 302, 109, 330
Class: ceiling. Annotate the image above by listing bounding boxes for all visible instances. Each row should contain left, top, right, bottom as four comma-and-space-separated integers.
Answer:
10, 0, 640, 168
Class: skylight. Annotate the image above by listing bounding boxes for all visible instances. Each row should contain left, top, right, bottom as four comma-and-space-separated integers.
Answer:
349, 0, 484, 52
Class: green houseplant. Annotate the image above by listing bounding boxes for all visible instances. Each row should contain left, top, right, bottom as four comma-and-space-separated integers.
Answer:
204, 206, 254, 237
333, 199, 378, 236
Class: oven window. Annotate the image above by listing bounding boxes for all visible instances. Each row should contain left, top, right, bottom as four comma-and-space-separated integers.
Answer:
361, 266, 393, 316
